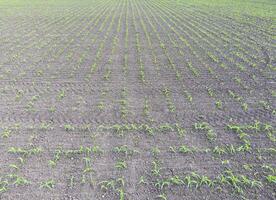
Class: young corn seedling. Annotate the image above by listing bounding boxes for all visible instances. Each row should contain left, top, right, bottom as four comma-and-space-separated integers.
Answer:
175, 123, 186, 137
57, 90, 65, 100
184, 174, 198, 188
207, 88, 215, 97
83, 157, 94, 174
266, 175, 276, 184
64, 124, 74, 131
99, 180, 115, 191
49, 106, 56, 113
262, 164, 276, 174
40, 179, 55, 189
69, 176, 74, 188
140, 124, 154, 135
104, 68, 111, 80
242, 103, 248, 111
117, 188, 125, 200
155, 179, 170, 190
0, 177, 8, 193
151, 147, 161, 157
169, 146, 176, 153
40, 122, 52, 130
115, 160, 127, 170
213, 146, 226, 155
194, 122, 217, 142
187, 62, 199, 77
119, 88, 129, 118
162, 87, 176, 113
1, 128, 11, 138
15, 89, 23, 101
170, 175, 184, 185
138, 176, 148, 185
156, 193, 167, 200
97, 101, 105, 111
199, 175, 214, 187
183, 90, 193, 103
8, 146, 42, 157
9, 164, 19, 171
98, 177, 125, 192
159, 123, 174, 133
152, 160, 161, 176
48, 148, 62, 168
113, 145, 138, 157
215, 100, 222, 109
11, 175, 30, 186
178, 145, 192, 154
143, 98, 150, 117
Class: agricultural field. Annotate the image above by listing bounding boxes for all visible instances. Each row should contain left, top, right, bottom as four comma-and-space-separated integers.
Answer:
0, 0, 275, 199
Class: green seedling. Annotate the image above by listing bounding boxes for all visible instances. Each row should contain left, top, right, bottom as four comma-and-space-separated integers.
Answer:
64, 124, 74, 131
178, 145, 192, 154
266, 175, 276, 184
215, 100, 222, 109
151, 147, 160, 157
138, 176, 148, 185
12, 175, 30, 186
1, 128, 11, 138
115, 160, 127, 170
152, 160, 161, 176
40, 179, 55, 189
57, 90, 65, 100
156, 193, 167, 200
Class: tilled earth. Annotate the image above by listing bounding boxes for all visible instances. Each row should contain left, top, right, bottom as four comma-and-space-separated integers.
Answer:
0, 0, 275, 199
